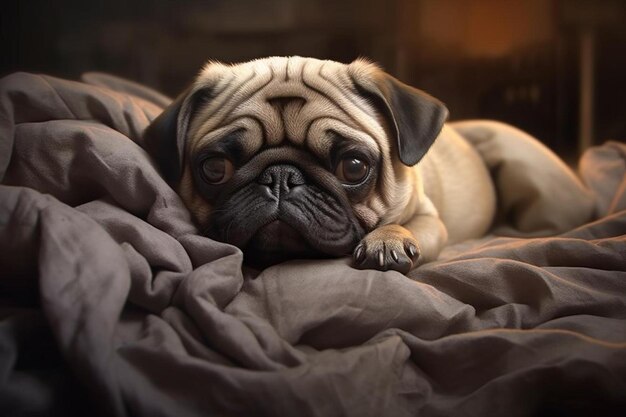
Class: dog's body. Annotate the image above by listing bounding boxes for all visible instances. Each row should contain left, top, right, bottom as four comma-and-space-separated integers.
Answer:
144, 56, 593, 272
415, 125, 496, 248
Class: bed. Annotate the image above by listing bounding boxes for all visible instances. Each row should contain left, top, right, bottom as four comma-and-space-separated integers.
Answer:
0, 72, 625, 417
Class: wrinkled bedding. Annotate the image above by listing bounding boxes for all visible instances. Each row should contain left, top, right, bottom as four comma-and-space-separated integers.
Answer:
0, 72, 625, 417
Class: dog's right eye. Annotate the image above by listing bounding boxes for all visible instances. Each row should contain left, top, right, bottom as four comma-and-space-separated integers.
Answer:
200, 157, 234, 184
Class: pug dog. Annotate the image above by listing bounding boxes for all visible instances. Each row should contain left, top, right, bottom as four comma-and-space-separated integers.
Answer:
143, 56, 592, 272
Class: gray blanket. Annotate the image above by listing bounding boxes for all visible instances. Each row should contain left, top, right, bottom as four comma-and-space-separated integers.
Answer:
1, 72, 625, 417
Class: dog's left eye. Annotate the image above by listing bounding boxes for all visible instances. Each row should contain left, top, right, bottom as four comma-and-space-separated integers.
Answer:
200, 157, 234, 184
336, 156, 369, 184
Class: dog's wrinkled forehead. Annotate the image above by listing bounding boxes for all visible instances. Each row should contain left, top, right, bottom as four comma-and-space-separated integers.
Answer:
186, 56, 389, 160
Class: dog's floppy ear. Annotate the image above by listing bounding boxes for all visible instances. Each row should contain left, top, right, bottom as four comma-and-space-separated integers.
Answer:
349, 64, 449, 166
143, 86, 210, 185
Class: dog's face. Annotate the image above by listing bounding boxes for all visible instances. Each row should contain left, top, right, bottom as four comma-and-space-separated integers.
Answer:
144, 57, 447, 267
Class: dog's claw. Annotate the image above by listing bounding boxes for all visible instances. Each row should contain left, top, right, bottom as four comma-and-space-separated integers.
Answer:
407, 243, 418, 260
390, 249, 399, 262
354, 245, 365, 263
377, 249, 385, 268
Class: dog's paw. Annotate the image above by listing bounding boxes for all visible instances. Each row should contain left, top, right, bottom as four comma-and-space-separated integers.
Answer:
352, 225, 420, 273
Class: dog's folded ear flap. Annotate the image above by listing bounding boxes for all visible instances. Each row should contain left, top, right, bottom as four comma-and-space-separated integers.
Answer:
142, 86, 210, 185
351, 70, 449, 166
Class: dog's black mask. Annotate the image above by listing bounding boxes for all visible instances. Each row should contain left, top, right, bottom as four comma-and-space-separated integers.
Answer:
198, 147, 365, 267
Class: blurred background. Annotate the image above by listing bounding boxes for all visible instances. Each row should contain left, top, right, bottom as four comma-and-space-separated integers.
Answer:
2, 0, 625, 160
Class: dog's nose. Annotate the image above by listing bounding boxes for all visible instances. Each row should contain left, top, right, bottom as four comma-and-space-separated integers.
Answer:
258, 164, 306, 197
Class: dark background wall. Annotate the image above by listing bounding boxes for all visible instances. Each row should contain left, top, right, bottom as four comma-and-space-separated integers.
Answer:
2, 0, 625, 160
